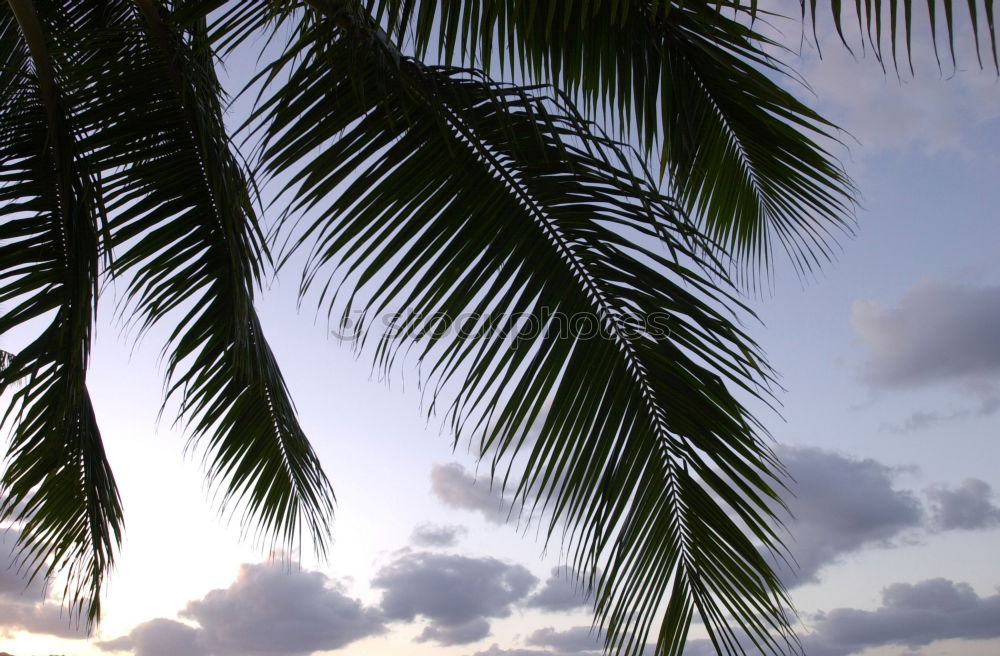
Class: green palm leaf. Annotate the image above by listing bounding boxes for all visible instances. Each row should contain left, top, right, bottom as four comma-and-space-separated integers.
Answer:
81, 0, 336, 553
1, 0, 336, 625
364, 0, 857, 281
0, 0, 122, 626
241, 4, 796, 654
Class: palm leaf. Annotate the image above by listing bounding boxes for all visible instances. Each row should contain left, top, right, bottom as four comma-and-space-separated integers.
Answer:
0, 0, 122, 626
238, 4, 797, 654
2, 0, 338, 626
802, 0, 999, 72
363, 0, 858, 282
78, 0, 336, 553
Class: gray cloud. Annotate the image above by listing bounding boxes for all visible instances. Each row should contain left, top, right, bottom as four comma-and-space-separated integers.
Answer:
468, 626, 655, 656
409, 522, 467, 548
430, 463, 513, 524
372, 551, 536, 646
469, 647, 576, 656
526, 626, 603, 652
684, 578, 1000, 656
807, 578, 1000, 654
881, 380, 1000, 433
0, 530, 86, 640
770, 446, 922, 588
468, 645, 601, 656
468, 627, 651, 656
927, 479, 1000, 531
98, 560, 384, 656
0, 531, 46, 603
416, 617, 491, 645
97, 619, 207, 656
852, 281, 1000, 388
182, 561, 384, 654
881, 409, 950, 433
522, 566, 591, 613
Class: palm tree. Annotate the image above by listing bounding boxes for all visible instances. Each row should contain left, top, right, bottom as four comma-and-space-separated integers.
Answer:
0, 1, 992, 654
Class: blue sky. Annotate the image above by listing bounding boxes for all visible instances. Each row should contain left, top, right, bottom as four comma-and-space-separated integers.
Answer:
2, 7, 1000, 656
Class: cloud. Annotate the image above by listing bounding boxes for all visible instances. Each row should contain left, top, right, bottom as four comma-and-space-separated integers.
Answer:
182, 561, 384, 654
372, 551, 537, 646
679, 579, 1000, 655
770, 446, 923, 587
97, 619, 207, 656
783, 0, 1000, 159
410, 522, 467, 548
522, 566, 591, 613
98, 560, 384, 656
526, 626, 603, 652
469, 627, 650, 656
807, 578, 1000, 654
430, 463, 515, 524
468, 645, 602, 656
0, 531, 46, 603
852, 281, 1000, 388
0, 530, 86, 640
927, 479, 1000, 531
416, 617, 491, 646
881, 380, 1000, 433
468, 646, 577, 656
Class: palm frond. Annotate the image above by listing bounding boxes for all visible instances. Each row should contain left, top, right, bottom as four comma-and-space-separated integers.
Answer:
801, 0, 998, 73
78, 0, 336, 554
362, 0, 857, 282
245, 5, 796, 654
0, 0, 122, 626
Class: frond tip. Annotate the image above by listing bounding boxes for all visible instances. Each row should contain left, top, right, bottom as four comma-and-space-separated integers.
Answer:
802, 0, 999, 73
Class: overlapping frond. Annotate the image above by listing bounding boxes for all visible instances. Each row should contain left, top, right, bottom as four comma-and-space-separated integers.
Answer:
0, 0, 122, 625
77, 0, 335, 553
363, 0, 857, 281
1, 0, 337, 625
245, 5, 796, 654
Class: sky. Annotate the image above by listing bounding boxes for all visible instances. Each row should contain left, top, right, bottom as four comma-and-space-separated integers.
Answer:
2, 6, 1000, 656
